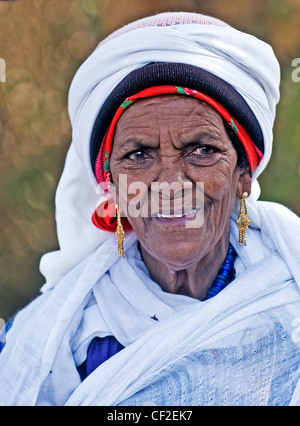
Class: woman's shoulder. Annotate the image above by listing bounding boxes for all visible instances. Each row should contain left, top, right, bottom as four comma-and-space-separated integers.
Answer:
257, 200, 300, 222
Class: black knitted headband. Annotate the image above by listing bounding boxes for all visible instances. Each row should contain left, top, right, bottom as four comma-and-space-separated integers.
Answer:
90, 62, 264, 175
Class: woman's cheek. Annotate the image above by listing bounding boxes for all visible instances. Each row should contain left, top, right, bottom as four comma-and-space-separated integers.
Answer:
117, 176, 150, 219
199, 161, 237, 201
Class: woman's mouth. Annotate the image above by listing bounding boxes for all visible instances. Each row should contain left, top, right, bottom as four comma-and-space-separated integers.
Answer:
153, 209, 198, 225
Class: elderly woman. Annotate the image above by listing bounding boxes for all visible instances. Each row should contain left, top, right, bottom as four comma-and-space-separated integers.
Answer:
0, 12, 300, 406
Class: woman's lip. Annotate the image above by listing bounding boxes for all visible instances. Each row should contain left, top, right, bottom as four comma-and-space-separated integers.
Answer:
157, 213, 186, 218
152, 210, 197, 224
152, 209, 196, 219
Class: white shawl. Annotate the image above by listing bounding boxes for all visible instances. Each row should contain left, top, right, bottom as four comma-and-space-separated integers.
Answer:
0, 201, 300, 406
1, 17, 300, 406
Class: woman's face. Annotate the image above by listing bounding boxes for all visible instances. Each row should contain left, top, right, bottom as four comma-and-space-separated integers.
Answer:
110, 95, 251, 269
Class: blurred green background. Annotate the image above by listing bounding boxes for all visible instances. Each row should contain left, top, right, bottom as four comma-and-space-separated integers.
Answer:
0, 0, 299, 321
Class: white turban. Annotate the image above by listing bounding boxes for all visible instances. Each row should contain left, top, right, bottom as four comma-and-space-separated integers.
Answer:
40, 12, 281, 290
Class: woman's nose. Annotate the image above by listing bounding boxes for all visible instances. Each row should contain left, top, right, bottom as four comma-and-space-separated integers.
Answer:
156, 156, 188, 186
151, 157, 192, 209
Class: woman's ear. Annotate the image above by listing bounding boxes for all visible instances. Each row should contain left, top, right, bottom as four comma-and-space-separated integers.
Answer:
236, 170, 252, 199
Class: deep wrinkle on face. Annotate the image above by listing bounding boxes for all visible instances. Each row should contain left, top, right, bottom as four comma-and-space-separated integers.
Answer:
110, 95, 251, 299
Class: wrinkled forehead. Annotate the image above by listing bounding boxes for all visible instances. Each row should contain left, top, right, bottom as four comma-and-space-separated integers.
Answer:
117, 94, 214, 116
114, 94, 223, 133
113, 95, 228, 151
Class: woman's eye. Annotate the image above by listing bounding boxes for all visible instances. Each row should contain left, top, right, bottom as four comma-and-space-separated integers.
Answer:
192, 145, 215, 156
128, 150, 146, 161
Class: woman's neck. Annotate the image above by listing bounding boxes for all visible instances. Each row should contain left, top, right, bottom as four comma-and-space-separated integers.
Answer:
139, 236, 230, 301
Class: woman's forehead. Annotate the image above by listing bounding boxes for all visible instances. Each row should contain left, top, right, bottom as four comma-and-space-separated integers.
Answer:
115, 94, 223, 128
113, 95, 227, 149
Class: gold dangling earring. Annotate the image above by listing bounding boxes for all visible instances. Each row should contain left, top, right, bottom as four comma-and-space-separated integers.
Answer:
236, 192, 250, 245
115, 204, 125, 257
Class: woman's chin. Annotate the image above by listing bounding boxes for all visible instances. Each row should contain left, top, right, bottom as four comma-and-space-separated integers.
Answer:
141, 241, 206, 270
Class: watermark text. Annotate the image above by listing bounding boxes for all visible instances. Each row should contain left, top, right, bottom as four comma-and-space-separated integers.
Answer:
0, 58, 6, 82
96, 176, 205, 229
291, 317, 300, 343
291, 58, 300, 83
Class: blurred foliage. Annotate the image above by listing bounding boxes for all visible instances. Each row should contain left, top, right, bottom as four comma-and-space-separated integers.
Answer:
0, 0, 299, 320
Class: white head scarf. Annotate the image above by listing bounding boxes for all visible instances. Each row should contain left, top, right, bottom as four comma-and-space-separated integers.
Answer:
39, 12, 281, 291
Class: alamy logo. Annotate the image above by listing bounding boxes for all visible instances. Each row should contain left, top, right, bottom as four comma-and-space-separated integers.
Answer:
96, 175, 205, 229
291, 58, 300, 83
291, 317, 300, 343
0, 318, 5, 332
0, 58, 6, 82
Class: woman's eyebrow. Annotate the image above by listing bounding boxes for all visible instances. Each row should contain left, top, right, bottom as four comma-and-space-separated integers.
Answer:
181, 132, 223, 146
117, 137, 158, 151
116, 132, 223, 154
